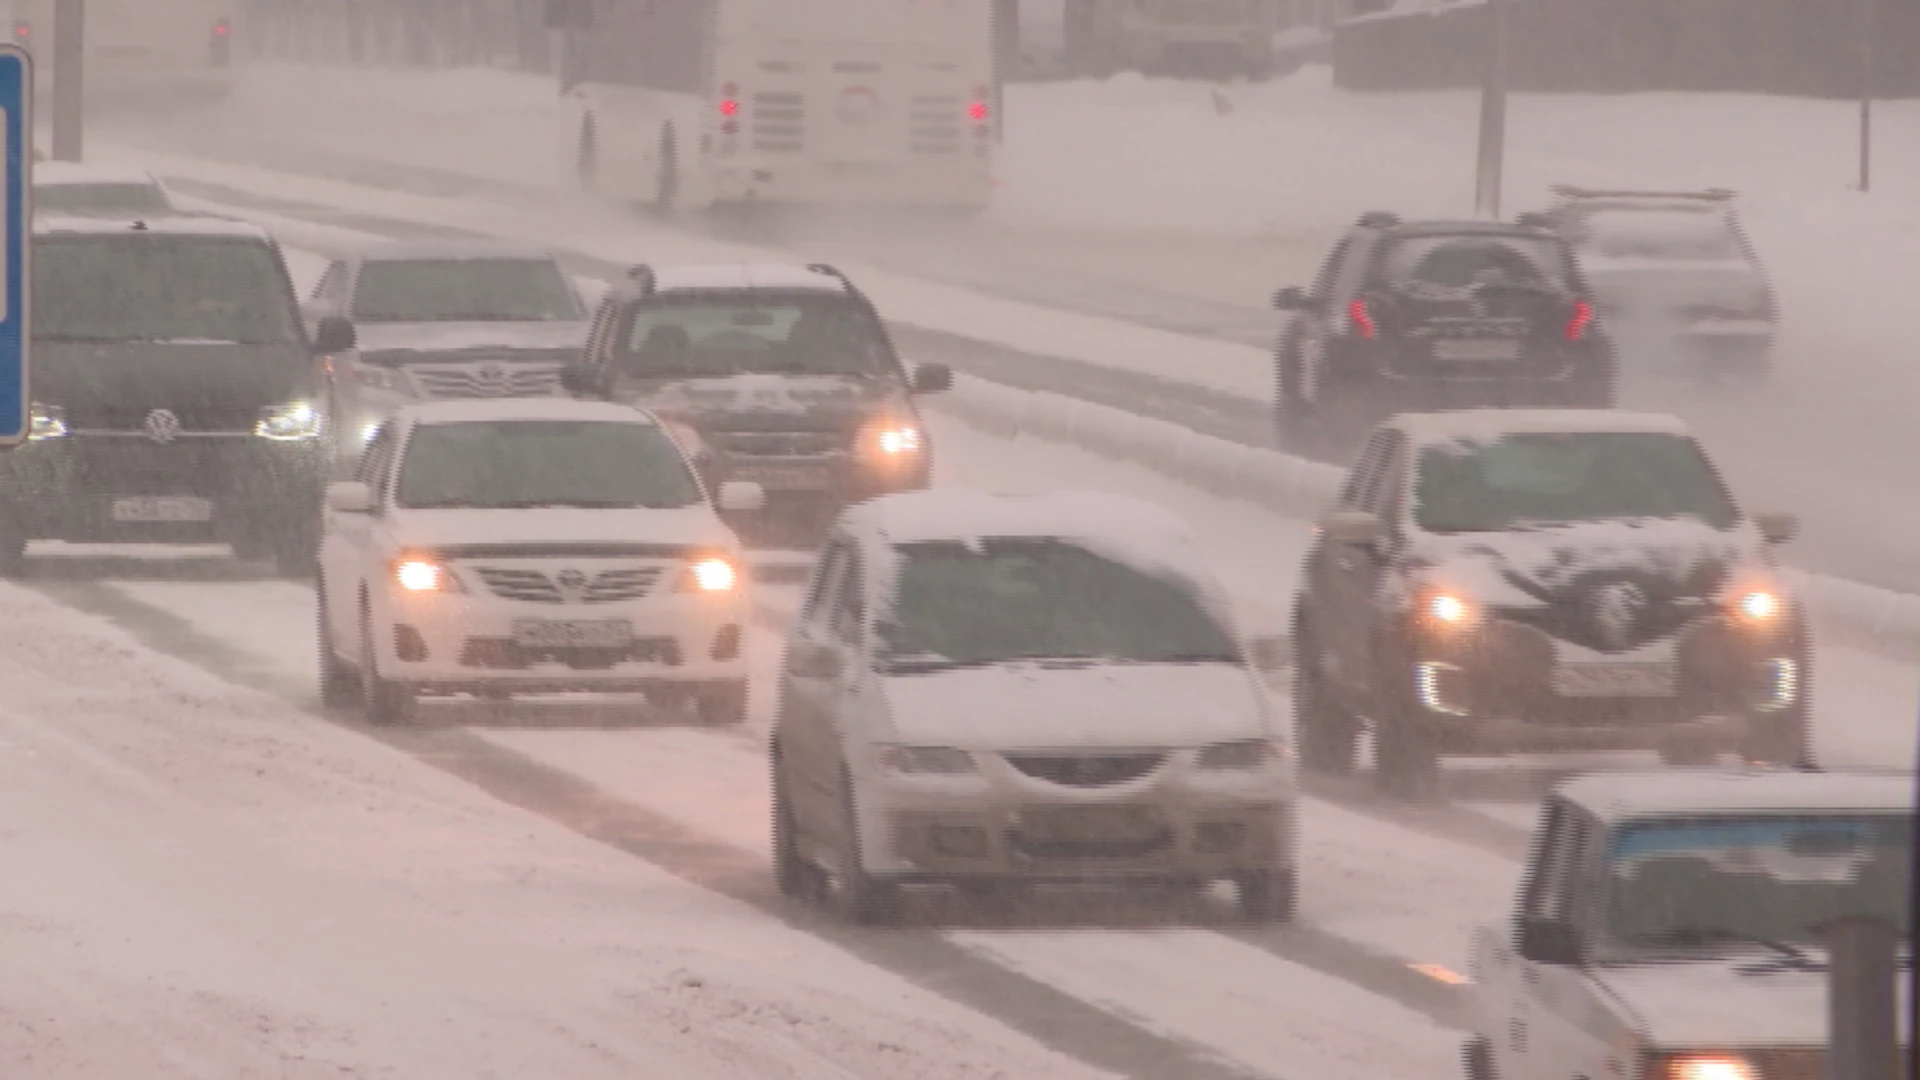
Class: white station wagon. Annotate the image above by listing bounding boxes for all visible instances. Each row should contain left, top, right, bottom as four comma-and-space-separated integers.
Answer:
316, 398, 764, 724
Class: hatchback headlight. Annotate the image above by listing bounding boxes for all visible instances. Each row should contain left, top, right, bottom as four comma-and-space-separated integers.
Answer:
1196, 739, 1286, 770
875, 745, 976, 775
28, 402, 66, 440
256, 400, 322, 441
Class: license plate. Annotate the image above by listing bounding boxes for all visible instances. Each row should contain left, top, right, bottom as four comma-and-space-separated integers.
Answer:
1021, 804, 1160, 841
1434, 338, 1522, 362
1552, 662, 1677, 698
511, 618, 634, 650
730, 465, 833, 490
110, 496, 213, 523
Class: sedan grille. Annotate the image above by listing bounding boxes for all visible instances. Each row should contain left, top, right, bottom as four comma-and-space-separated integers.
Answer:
409, 363, 564, 399
471, 566, 665, 604
1004, 753, 1165, 788
706, 429, 845, 458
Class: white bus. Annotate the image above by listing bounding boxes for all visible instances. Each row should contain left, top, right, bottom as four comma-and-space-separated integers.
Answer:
556, 0, 995, 215
11, 0, 235, 109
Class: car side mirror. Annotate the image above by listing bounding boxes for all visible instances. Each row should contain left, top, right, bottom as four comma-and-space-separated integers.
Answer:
1271, 286, 1309, 311
558, 365, 606, 397
718, 480, 765, 513
786, 640, 843, 680
325, 480, 374, 514
312, 316, 356, 354
1751, 509, 1799, 544
1517, 917, 1585, 966
1245, 634, 1290, 674
1319, 509, 1381, 547
911, 363, 953, 394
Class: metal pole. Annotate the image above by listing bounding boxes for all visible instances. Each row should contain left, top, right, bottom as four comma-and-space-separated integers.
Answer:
49, 0, 82, 161
1858, 0, 1874, 192
1471, 0, 1508, 218
1826, 916, 1899, 1080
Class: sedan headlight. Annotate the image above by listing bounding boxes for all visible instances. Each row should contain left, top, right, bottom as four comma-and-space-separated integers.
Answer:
1649, 1053, 1758, 1080
1415, 587, 1478, 630
256, 400, 322, 441
875, 745, 976, 775
28, 402, 66, 440
1733, 588, 1783, 624
675, 555, 740, 593
393, 558, 464, 594
857, 416, 924, 461
1196, 739, 1287, 770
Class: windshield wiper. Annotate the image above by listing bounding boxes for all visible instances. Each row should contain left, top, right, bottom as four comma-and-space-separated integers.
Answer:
1642, 925, 1820, 969
487, 499, 635, 510
1116, 651, 1242, 665
879, 657, 1004, 675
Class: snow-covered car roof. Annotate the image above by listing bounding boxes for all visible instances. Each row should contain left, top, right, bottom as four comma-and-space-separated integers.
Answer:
393, 398, 658, 428
1558, 768, 1913, 824
32, 214, 274, 240
842, 489, 1199, 550
32, 161, 165, 187
650, 263, 849, 294
1389, 409, 1693, 447
358, 239, 562, 263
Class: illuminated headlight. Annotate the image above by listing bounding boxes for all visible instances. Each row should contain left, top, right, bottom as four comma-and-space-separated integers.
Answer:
876, 426, 921, 455
1650, 1053, 1758, 1080
1195, 738, 1287, 770
28, 402, 66, 440
859, 418, 924, 460
1416, 589, 1477, 630
357, 421, 381, 447
393, 558, 463, 594
255, 400, 322, 441
676, 555, 739, 593
1734, 588, 1782, 624
875, 745, 976, 775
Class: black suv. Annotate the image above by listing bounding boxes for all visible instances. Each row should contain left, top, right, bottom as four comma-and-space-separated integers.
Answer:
4, 216, 329, 575
563, 262, 952, 545
1291, 410, 1811, 800
1271, 213, 1615, 458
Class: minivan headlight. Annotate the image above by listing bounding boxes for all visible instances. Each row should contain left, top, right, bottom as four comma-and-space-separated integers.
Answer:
28, 402, 66, 440
256, 400, 322, 441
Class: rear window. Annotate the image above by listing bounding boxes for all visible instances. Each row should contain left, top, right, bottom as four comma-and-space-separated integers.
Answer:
1565, 207, 1746, 261
1380, 234, 1571, 292
618, 291, 895, 379
33, 235, 302, 345
35, 182, 170, 215
351, 258, 583, 323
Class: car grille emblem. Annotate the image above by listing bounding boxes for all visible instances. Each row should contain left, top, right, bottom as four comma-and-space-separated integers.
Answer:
144, 408, 182, 444
554, 569, 589, 598
1590, 582, 1647, 650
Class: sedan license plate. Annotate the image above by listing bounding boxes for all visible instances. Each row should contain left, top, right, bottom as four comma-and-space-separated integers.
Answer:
730, 464, 833, 490
1552, 662, 1677, 698
1021, 804, 1160, 842
511, 618, 634, 650
111, 496, 214, 523
1433, 338, 1522, 362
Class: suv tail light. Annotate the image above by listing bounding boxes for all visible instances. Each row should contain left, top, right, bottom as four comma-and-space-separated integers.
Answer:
1565, 299, 1595, 341
1347, 298, 1377, 339
719, 82, 741, 135
210, 18, 231, 65
12, 21, 28, 41
969, 86, 991, 125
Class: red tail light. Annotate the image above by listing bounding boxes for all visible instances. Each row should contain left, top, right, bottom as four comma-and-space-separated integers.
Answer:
718, 85, 741, 135
968, 85, 991, 123
212, 19, 229, 36
1348, 298, 1377, 339
718, 99, 739, 116
13, 22, 29, 39
1566, 299, 1594, 340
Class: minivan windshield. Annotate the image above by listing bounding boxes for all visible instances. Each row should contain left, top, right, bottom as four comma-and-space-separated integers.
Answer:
1415, 432, 1739, 533
34, 236, 303, 345
394, 420, 703, 510
875, 538, 1238, 672
617, 292, 895, 379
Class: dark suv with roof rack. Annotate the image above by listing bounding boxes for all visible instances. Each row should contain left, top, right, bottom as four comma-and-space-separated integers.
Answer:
563, 262, 952, 546
1271, 212, 1616, 458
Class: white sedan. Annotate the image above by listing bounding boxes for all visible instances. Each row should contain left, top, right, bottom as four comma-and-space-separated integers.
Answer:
316, 398, 764, 725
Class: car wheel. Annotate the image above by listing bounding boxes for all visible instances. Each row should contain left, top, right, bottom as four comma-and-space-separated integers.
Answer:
0, 527, 30, 578
771, 744, 826, 900
358, 600, 415, 726
316, 579, 358, 709
1374, 708, 1441, 802
1462, 1036, 1496, 1080
1293, 620, 1358, 775
836, 765, 901, 925
271, 520, 320, 580
692, 680, 748, 726
1235, 867, 1296, 923
653, 124, 679, 215
1744, 707, 1812, 767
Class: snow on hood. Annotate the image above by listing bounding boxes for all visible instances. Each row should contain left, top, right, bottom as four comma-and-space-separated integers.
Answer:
876, 664, 1270, 750
353, 319, 589, 355
1403, 517, 1762, 609
391, 506, 736, 552
637, 374, 879, 417
1595, 957, 1907, 1047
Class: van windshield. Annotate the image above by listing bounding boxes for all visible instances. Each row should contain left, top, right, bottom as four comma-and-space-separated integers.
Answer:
34, 236, 303, 345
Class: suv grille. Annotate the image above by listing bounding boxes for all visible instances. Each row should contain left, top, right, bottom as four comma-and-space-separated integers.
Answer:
706, 430, 845, 458
1005, 753, 1165, 788
410, 364, 563, 399
471, 566, 665, 604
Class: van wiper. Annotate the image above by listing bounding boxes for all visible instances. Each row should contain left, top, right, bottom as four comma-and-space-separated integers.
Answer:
879, 656, 1003, 675
1643, 925, 1820, 969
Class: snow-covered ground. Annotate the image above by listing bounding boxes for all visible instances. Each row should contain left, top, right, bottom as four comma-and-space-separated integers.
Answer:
84, 61, 1920, 592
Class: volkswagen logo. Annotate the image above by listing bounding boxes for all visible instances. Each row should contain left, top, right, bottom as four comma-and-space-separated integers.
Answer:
474, 363, 509, 396
1590, 582, 1647, 651
143, 408, 182, 444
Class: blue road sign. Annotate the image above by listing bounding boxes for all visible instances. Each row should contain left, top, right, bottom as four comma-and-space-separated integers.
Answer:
0, 45, 27, 448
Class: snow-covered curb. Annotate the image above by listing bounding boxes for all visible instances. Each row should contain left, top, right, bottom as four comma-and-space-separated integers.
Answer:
932, 375, 1920, 664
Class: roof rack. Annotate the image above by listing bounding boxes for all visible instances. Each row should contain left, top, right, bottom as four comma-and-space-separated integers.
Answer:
1549, 184, 1736, 201
626, 263, 656, 294
1356, 210, 1402, 229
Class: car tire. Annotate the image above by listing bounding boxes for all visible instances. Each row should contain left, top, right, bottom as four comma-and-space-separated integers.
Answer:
1235, 867, 1296, 923
1462, 1036, 1496, 1080
771, 744, 825, 900
653, 124, 679, 216
1374, 707, 1441, 802
316, 580, 358, 709
272, 520, 321, 581
1293, 620, 1358, 775
836, 765, 902, 925
358, 600, 415, 726
693, 680, 748, 726
1745, 707, 1812, 768
0, 527, 28, 578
